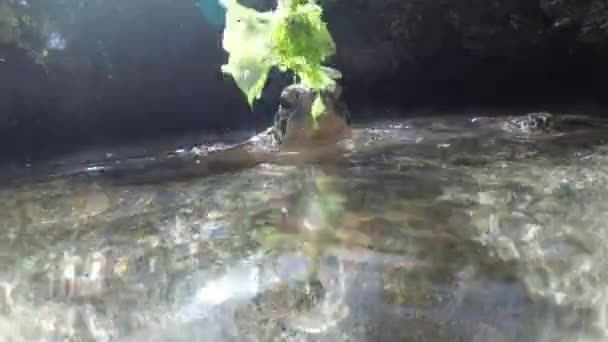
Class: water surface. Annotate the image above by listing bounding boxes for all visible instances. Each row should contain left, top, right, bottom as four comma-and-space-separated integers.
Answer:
1, 113, 608, 341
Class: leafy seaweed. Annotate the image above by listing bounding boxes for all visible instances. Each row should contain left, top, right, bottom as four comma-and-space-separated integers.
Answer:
218, 0, 340, 117
271, 0, 338, 91
219, 0, 275, 107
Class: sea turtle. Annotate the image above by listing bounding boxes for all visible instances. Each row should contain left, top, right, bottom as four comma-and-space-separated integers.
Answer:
501, 112, 555, 134
471, 112, 602, 135
96, 83, 352, 184
269, 83, 352, 150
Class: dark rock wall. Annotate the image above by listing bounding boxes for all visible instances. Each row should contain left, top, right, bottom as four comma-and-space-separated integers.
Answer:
1, 0, 607, 163
325, 0, 608, 106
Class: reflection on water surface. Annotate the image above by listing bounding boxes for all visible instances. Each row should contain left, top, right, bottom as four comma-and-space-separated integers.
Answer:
2, 114, 608, 341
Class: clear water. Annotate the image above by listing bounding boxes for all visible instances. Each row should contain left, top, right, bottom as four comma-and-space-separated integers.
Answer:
2, 114, 608, 341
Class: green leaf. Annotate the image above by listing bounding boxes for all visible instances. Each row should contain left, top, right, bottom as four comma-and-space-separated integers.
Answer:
311, 94, 325, 126
218, 0, 341, 111
270, 1, 339, 90
219, 0, 275, 107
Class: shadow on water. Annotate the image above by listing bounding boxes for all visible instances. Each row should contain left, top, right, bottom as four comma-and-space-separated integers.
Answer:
1, 114, 608, 340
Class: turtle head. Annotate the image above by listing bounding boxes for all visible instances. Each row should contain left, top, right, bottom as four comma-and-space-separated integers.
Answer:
273, 84, 351, 149
527, 112, 555, 132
